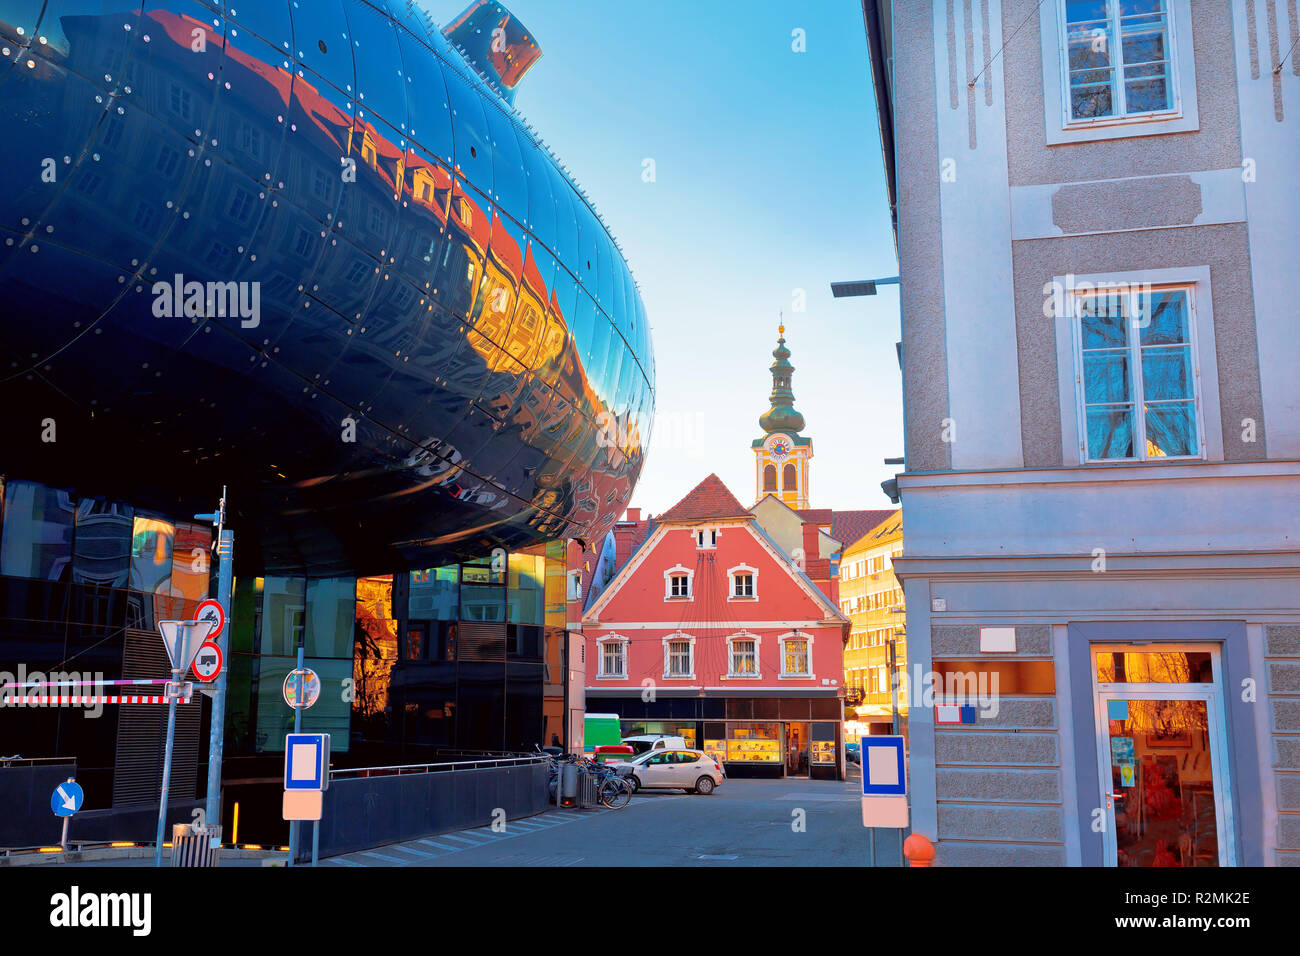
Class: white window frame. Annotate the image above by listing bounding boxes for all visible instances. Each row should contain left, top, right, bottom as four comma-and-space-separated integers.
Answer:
778, 631, 815, 679
1053, 267, 1222, 465
663, 564, 694, 601
567, 570, 582, 602
725, 632, 762, 679
727, 563, 759, 600
1041, 0, 1198, 144
662, 633, 696, 680
695, 526, 718, 549
595, 633, 628, 679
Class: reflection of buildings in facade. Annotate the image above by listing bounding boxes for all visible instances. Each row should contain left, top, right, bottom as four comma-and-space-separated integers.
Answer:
0, 1, 652, 572
0, 2, 651, 838
838, 511, 905, 739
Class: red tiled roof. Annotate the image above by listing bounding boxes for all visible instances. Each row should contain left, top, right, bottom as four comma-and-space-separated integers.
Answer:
657, 474, 751, 523
832, 509, 898, 550
796, 508, 834, 524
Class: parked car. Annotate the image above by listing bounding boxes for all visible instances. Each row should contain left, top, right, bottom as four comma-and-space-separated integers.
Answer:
617, 749, 723, 794
845, 742, 861, 765
620, 734, 688, 756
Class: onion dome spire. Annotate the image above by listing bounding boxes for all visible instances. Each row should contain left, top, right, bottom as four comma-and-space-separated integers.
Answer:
758, 318, 805, 435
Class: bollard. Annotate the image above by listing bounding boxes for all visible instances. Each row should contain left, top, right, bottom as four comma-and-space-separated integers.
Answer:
903, 833, 936, 867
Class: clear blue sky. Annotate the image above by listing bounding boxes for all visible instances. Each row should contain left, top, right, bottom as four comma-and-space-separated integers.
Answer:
431, 0, 902, 515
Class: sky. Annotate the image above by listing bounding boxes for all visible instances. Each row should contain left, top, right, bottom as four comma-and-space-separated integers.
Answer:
431, 0, 902, 516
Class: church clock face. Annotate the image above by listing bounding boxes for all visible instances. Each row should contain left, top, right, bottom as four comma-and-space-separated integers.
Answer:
770, 438, 789, 458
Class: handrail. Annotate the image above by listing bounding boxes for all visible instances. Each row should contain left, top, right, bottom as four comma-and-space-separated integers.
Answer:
330, 755, 547, 779
0, 756, 76, 768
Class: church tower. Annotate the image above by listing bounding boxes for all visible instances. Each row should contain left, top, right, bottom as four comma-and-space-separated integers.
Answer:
753, 323, 812, 509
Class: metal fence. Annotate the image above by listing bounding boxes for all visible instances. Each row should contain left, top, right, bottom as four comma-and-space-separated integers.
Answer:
295, 756, 550, 862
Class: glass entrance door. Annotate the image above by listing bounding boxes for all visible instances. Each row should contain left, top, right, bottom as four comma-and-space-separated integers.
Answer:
1092, 646, 1234, 867
784, 722, 809, 776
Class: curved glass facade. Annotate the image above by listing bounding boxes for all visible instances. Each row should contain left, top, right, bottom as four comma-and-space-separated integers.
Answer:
0, 0, 653, 573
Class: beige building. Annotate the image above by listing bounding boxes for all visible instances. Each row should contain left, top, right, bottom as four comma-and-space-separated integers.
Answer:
840, 512, 906, 739
864, 0, 1300, 866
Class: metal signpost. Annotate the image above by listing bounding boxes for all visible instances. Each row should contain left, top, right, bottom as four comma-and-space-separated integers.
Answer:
51, 778, 83, 851
283, 729, 329, 867
281, 651, 320, 867
861, 735, 909, 867
193, 491, 233, 846
153, 619, 212, 867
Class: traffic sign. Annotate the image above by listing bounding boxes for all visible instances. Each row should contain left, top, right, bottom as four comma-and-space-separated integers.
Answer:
194, 599, 226, 639
284, 733, 330, 791
158, 619, 215, 674
192, 641, 223, 683
52, 780, 84, 817
860, 735, 908, 829
861, 736, 907, 796
282, 668, 321, 709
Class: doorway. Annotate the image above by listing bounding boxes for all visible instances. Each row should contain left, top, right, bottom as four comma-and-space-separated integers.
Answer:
784, 722, 810, 777
1091, 645, 1235, 866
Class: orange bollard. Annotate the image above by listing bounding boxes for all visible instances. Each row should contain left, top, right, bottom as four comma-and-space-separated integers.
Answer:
903, 833, 936, 867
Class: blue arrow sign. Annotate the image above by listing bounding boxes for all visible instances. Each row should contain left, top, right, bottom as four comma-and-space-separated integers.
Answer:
52, 780, 84, 817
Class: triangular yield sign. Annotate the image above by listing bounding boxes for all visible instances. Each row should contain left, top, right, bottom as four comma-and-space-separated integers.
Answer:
157, 619, 215, 674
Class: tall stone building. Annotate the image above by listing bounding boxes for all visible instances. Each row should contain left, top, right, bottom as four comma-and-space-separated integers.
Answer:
863, 0, 1300, 866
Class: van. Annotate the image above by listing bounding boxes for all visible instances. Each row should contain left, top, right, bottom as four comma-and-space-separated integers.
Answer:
583, 712, 623, 754
621, 734, 688, 756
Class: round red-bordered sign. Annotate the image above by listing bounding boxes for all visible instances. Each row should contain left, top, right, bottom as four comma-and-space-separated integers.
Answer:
192, 640, 223, 682
195, 599, 226, 639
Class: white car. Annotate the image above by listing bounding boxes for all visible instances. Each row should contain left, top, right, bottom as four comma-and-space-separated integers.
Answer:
620, 734, 688, 756
618, 748, 724, 795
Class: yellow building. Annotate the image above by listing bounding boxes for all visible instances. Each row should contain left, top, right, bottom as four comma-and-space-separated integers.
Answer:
838, 511, 906, 739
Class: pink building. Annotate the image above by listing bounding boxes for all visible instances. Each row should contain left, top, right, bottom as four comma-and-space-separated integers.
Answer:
581, 475, 850, 779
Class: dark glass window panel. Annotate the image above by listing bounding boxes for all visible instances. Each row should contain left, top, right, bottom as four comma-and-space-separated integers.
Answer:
508, 551, 545, 625
1124, 76, 1170, 112
129, 514, 174, 594
1079, 296, 1127, 348
0, 481, 76, 581
1071, 77, 1114, 119
398, 30, 454, 163
1086, 406, 1134, 459
170, 521, 212, 612
1096, 650, 1213, 683
517, 127, 557, 250
230, 0, 293, 51
437, 58, 494, 193
482, 99, 527, 214
1140, 290, 1190, 345
1145, 401, 1198, 456
70, 498, 132, 588
1141, 346, 1193, 401
409, 565, 459, 620
291, 0, 355, 98
546, 161, 580, 271
1066, 0, 1111, 24
1083, 350, 1131, 403
261, 575, 307, 657
342, 0, 408, 129
306, 576, 356, 657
